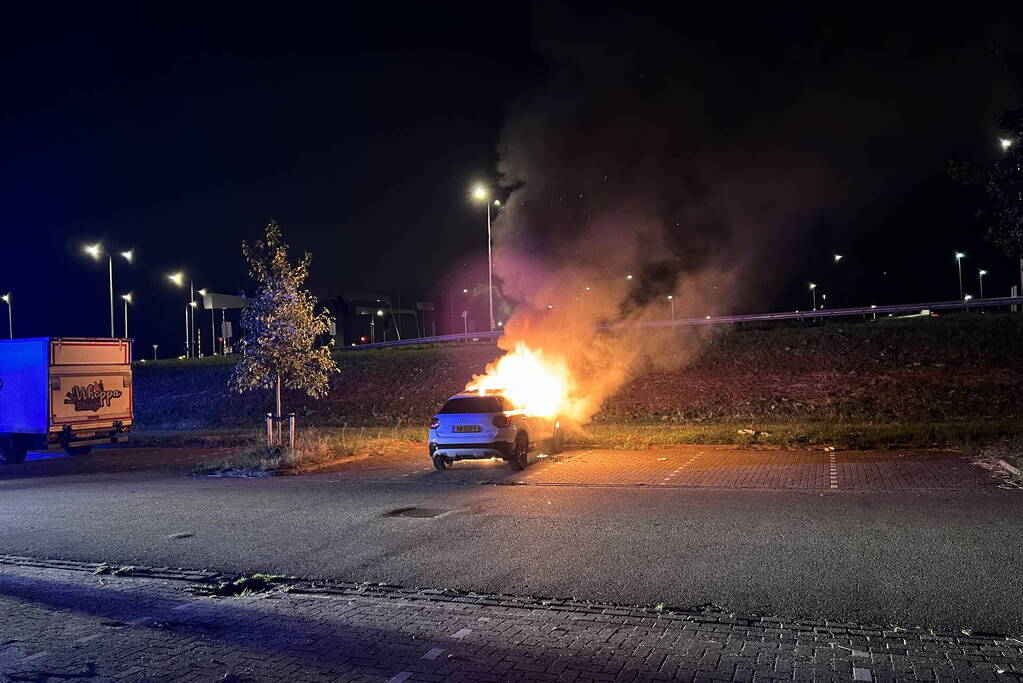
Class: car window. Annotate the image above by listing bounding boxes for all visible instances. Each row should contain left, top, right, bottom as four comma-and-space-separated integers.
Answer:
438, 396, 506, 414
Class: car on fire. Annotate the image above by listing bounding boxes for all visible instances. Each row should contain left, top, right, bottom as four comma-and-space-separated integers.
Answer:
428, 392, 563, 471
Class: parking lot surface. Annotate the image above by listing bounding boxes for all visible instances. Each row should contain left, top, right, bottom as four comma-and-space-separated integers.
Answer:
314, 444, 998, 492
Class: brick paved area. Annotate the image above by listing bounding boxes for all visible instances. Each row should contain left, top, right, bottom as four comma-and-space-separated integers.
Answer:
0, 557, 1019, 682
3, 443, 996, 493
317, 446, 997, 492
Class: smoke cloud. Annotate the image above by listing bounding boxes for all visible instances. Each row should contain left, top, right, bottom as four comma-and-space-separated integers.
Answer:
481, 5, 1018, 425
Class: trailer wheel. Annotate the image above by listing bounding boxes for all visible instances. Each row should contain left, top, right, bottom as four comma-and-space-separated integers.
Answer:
0, 435, 27, 465
65, 445, 93, 456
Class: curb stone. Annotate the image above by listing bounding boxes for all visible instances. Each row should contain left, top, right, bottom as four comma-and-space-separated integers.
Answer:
1, 552, 1018, 649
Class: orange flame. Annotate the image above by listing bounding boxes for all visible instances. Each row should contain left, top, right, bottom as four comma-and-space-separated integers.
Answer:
466, 342, 572, 419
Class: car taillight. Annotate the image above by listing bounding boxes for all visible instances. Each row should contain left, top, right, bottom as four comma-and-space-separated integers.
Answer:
492, 415, 511, 428
429, 417, 440, 429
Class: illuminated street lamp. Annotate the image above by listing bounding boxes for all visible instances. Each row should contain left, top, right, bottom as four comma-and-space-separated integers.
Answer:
1, 293, 10, 338
978, 269, 987, 299
1000, 138, 1013, 151
626, 274, 634, 280
470, 183, 496, 332
667, 294, 674, 320
121, 293, 132, 338
833, 254, 843, 263
84, 244, 132, 338
168, 272, 196, 358
955, 252, 965, 300
809, 282, 817, 311
198, 288, 215, 356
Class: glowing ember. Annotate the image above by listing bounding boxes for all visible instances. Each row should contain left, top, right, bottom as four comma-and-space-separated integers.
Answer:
466, 342, 571, 418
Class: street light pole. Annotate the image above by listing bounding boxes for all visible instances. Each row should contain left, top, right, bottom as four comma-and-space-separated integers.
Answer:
487, 200, 494, 332
667, 295, 674, 320
955, 252, 965, 300
197, 289, 213, 356
85, 245, 132, 338
809, 283, 817, 311
121, 293, 132, 337
168, 273, 191, 357
978, 269, 987, 300
471, 184, 497, 333
1, 293, 11, 339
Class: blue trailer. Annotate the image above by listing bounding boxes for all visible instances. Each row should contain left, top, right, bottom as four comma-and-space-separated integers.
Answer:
0, 338, 133, 464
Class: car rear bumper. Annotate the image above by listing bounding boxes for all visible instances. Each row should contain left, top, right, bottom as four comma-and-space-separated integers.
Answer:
430, 441, 513, 460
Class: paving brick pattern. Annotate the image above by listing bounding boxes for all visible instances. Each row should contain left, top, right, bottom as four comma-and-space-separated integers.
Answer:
0, 559, 1019, 682
320, 446, 997, 492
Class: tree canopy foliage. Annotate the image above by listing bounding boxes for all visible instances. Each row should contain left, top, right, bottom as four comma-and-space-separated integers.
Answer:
231, 221, 338, 411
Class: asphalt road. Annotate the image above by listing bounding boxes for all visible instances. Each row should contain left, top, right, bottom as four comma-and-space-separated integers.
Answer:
1, 445, 1020, 636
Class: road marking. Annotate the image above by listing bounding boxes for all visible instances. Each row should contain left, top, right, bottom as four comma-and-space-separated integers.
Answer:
75, 634, 103, 644
421, 647, 445, 660
387, 672, 413, 683
829, 452, 838, 489
852, 667, 872, 681
128, 616, 152, 625
659, 452, 702, 485
450, 628, 472, 639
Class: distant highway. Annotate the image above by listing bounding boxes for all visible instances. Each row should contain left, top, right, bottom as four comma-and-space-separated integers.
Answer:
344, 295, 1022, 351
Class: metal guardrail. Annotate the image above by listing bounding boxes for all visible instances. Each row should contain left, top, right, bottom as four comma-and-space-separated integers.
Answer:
340, 296, 1022, 351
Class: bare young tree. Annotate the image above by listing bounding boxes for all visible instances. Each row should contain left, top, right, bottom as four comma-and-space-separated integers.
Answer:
231, 220, 338, 422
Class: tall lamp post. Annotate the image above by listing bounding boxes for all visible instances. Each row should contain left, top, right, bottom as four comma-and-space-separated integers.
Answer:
667, 295, 674, 320
809, 282, 817, 311
471, 184, 498, 332
84, 244, 132, 338
168, 272, 194, 358
198, 289, 215, 356
121, 293, 132, 337
955, 252, 965, 300
1, 293, 11, 339
978, 269, 987, 300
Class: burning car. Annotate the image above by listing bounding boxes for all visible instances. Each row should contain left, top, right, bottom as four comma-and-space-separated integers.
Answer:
428, 391, 563, 471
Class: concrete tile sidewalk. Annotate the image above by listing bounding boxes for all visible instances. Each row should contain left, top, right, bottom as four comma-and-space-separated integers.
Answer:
1, 559, 1020, 682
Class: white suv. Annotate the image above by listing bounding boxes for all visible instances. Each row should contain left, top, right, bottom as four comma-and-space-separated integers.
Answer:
428, 392, 563, 471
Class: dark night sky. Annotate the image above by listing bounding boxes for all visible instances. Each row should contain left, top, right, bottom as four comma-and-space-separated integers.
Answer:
2, 5, 1021, 354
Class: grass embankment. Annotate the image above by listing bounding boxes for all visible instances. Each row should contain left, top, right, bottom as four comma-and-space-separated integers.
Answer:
131, 314, 1023, 469
187, 426, 424, 475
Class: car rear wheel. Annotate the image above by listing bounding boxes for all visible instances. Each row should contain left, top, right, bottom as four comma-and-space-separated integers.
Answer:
432, 455, 450, 471
508, 434, 529, 470
65, 445, 93, 456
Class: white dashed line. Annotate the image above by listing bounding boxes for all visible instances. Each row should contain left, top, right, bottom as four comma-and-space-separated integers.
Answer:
659, 452, 703, 485
421, 647, 445, 660
450, 628, 472, 639
387, 672, 413, 683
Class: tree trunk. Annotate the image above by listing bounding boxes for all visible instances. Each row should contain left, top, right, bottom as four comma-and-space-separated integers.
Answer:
276, 374, 282, 417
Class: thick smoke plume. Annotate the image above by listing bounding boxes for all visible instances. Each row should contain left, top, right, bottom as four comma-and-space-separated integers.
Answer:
482, 5, 1018, 425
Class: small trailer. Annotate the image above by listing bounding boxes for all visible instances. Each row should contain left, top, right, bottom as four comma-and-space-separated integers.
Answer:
0, 337, 133, 464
